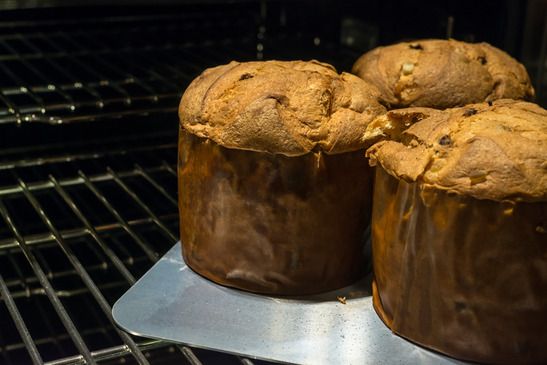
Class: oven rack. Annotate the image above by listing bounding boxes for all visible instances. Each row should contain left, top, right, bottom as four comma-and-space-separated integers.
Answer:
0, 136, 272, 365
0, 12, 258, 126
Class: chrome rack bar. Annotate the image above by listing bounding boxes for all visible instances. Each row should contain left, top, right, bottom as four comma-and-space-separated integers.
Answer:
0, 274, 44, 365
82, 295, 117, 344
0, 13, 197, 31
0, 324, 14, 365
49, 175, 136, 285
33, 297, 68, 357
4, 326, 124, 354
33, 248, 53, 279
39, 35, 104, 97
0, 199, 96, 365
161, 160, 177, 176
180, 346, 203, 365
104, 48, 182, 92
30, 106, 177, 124
102, 167, 205, 364
134, 164, 178, 207
6, 249, 29, 291
43, 339, 173, 365
239, 358, 255, 365
3, 37, 60, 95
7, 280, 128, 300
106, 167, 177, 242
0, 163, 173, 197
16, 36, 74, 103
17, 178, 150, 365
56, 33, 131, 98
74, 33, 161, 100
107, 235, 134, 266
136, 48, 194, 81
36, 33, 103, 105
0, 214, 178, 251
78, 170, 159, 262
0, 128, 173, 162
0, 142, 176, 170
0, 39, 47, 114
0, 91, 17, 123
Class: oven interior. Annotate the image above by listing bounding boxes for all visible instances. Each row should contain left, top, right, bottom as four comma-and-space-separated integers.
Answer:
0, 1, 545, 364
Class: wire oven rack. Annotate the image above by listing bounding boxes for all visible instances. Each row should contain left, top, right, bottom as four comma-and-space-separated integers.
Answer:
0, 9, 258, 126
0, 5, 362, 364
0, 131, 276, 365
0, 6, 359, 128
0, 8, 279, 365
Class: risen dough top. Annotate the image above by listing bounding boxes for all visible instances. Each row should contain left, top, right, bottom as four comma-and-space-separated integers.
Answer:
366, 100, 547, 202
179, 60, 386, 156
352, 39, 534, 109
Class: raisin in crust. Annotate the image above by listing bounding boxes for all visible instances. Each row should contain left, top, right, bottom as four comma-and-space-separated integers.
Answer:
180, 60, 386, 156
368, 99, 547, 364
178, 60, 386, 295
366, 99, 547, 202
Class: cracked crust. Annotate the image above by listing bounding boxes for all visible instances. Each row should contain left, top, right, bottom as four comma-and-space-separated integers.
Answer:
179, 60, 387, 156
366, 100, 547, 202
352, 39, 535, 109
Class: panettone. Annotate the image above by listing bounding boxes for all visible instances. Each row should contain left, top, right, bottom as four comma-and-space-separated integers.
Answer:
178, 60, 386, 295
366, 99, 547, 364
352, 39, 534, 109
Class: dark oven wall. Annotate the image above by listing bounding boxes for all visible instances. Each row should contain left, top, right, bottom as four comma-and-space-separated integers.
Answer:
0, 1, 544, 365
336, 0, 545, 106
0, 0, 543, 154
0, 1, 365, 154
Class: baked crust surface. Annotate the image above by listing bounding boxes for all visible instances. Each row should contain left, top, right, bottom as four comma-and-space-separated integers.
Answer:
180, 60, 386, 156
352, 39, 534, 109
366, 100, 547, 202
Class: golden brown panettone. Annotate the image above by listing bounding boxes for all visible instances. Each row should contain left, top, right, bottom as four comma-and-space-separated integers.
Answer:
367, 99, 547, 201
366, 99, 547, 364
178, 60, 386, 295
352, 39, 535, 109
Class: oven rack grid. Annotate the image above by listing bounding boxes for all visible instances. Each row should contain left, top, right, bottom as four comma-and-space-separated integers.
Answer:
0, 140, 270, 365
0, 13, 257, 126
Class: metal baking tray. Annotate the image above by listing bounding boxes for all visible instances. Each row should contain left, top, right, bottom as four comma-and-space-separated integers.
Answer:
113, 243, 464, 365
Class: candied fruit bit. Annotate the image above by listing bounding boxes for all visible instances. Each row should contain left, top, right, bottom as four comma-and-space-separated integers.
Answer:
239, 73, 254, 81
463, 108, 477, 117
438, 135, 452, 146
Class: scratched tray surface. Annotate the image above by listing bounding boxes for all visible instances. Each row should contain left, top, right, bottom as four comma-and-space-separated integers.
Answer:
113, 243, 465, 365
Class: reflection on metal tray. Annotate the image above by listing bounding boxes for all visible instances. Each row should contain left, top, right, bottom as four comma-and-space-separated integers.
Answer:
113, 243, 465, 365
